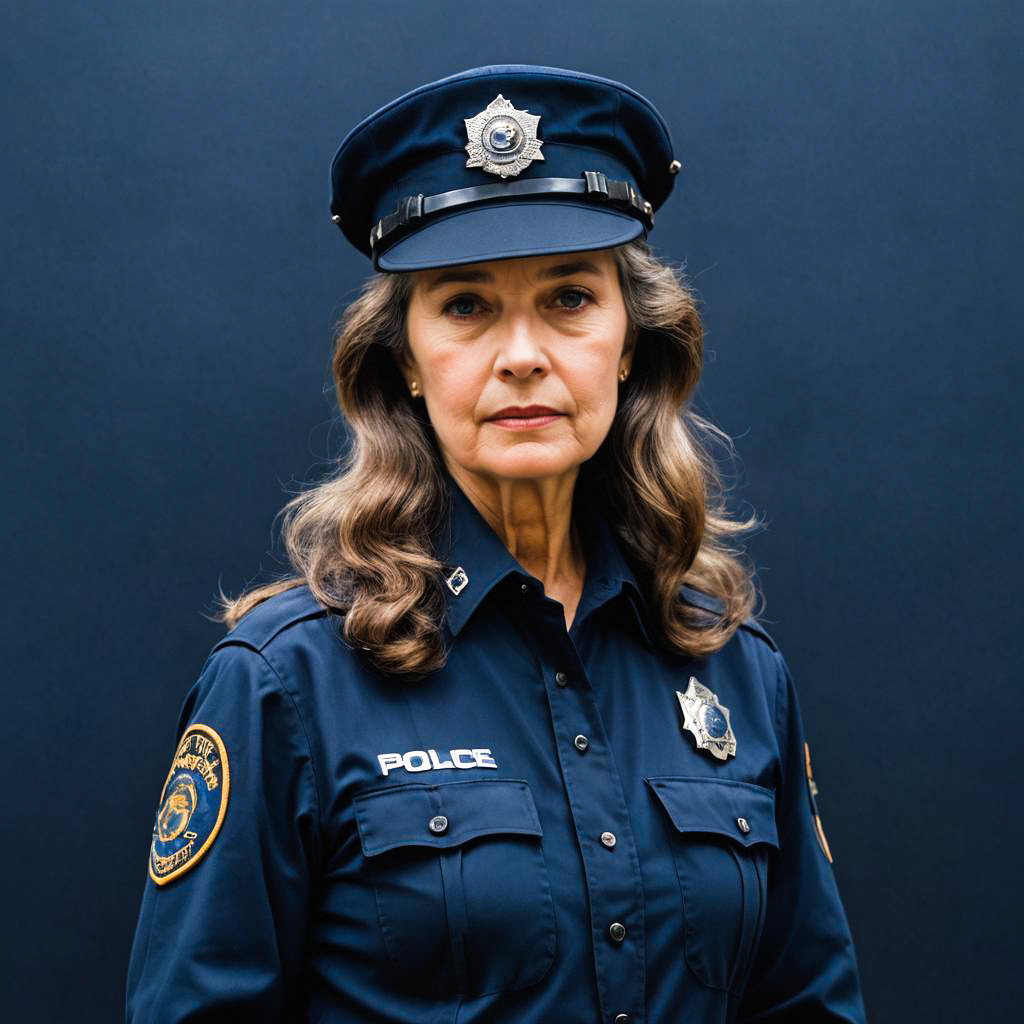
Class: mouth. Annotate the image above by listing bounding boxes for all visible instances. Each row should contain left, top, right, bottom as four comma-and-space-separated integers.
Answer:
486, 406, 566, 431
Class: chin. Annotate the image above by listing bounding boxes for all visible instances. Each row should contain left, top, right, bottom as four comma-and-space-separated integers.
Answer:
473, 446, 586, 481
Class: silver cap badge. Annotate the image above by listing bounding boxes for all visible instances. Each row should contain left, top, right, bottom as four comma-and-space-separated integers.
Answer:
464, 94, 545, 178
676, 677, 737, 761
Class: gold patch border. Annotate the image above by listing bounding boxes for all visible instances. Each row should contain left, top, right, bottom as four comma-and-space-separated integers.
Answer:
148, 723, 231, 886
803, 741, 834, 864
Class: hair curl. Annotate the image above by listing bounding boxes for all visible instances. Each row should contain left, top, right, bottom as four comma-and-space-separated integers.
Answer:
212, 237, 765, 677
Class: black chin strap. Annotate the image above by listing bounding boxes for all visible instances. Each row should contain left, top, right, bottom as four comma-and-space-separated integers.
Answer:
355, 171, 655, 255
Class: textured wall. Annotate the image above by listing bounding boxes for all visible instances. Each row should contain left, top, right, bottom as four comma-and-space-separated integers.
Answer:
2, 1, 1019, 1019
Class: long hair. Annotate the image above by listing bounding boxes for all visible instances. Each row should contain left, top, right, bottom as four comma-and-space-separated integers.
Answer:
211, 237, 764, 677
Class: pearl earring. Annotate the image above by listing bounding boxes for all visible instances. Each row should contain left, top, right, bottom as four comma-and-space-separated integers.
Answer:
410, 380, 420, 397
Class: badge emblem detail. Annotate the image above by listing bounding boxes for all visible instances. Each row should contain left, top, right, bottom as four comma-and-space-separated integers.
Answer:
464, 94, 545, 178
676, 677, 737, 761
149, 723, 230, 885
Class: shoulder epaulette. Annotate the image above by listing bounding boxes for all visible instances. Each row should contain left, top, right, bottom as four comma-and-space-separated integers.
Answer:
678, 584, 725, 616
678, 584, 779, 653
211, 583, 330, 654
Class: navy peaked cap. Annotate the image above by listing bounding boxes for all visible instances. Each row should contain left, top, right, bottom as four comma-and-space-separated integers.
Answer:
328, 64, 682, 272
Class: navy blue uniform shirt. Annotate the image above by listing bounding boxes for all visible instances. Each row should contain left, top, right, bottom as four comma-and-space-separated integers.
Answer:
127, 469, 867, 1022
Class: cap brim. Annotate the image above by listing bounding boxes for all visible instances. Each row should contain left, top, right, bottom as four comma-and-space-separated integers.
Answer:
375, 200, 645, 272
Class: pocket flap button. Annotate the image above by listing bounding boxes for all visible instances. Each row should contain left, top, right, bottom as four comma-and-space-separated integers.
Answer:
428, 815, 448, 835
736, 816, 750, 834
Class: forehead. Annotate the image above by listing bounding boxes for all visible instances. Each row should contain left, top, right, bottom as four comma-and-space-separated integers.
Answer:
414, 251, 615, 295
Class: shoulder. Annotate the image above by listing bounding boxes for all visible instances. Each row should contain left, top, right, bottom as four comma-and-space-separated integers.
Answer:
188, 584, 345, 730
678, 583, 779, 653
211, 583, 334, 657
678, 583, 788, 735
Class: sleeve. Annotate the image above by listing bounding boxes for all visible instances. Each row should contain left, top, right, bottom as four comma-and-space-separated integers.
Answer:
125, 642, 321, 1023
737, 647, 868, 1023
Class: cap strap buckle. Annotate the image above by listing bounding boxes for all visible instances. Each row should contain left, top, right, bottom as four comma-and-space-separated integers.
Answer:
399, 193, 425, 227
583, 170, 610, 199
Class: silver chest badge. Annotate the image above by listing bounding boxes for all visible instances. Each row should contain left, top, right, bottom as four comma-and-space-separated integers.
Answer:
676, 677, 737, 761
464, 94, 545, 178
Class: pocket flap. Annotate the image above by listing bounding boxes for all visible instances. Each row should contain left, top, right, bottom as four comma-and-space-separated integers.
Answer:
645, 776, 779, 849
353, 777, 543, 856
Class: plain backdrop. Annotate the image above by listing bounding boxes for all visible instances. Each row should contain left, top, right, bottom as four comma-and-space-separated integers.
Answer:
3, 1, 1020, 1020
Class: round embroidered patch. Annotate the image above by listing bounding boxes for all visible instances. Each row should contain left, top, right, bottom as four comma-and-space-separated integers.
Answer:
149, 723, 230, 885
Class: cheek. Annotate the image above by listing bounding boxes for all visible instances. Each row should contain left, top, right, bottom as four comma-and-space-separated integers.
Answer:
563, 356, 620, 422
423, 356, 487, 440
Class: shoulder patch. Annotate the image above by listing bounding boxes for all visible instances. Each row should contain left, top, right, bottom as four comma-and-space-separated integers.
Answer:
149, 724, 230, 886
804, 740, 834, 863
212, 583, 329, 654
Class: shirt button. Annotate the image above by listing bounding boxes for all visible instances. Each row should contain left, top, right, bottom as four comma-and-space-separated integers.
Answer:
574, 734, 589, 752
608, 921, 626, 942
601, 831, 617, 849
520, 583, 529, 593
614, 1016, 630, 1024
428, 815, 448, 835
554, 670, 568, 687
737, 817, 751, 834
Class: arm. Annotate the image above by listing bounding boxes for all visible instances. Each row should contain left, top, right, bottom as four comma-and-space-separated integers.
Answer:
125, 644, 320, 1022
737, 647, 868, 1022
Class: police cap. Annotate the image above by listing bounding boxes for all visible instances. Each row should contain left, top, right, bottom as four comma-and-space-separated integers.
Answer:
329, 64, 682, 272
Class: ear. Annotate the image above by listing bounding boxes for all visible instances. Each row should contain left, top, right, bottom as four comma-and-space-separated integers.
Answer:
394, 347, 418, 381
622, 323, 638, 361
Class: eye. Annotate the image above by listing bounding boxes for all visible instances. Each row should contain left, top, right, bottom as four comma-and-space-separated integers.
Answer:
441, 287, 594, 321
554, 287, 594, 312
443, 295, 485, 320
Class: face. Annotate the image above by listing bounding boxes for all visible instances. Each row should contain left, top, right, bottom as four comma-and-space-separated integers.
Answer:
399, 248, 635, 486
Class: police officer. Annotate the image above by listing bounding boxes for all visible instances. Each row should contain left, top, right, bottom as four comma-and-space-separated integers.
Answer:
126, 64, 867, 1022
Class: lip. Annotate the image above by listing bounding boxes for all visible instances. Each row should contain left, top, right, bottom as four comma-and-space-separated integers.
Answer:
487, 405, 562, 420
486, 405, 565, 431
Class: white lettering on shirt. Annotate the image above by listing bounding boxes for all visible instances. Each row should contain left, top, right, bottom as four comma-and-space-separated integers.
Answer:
376, 748, 498, 777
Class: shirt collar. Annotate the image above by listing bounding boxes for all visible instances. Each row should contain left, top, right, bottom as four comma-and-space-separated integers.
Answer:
433, 465, 655, 650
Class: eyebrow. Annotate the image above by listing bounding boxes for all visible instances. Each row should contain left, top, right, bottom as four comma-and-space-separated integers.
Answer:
422, 259, 606, 294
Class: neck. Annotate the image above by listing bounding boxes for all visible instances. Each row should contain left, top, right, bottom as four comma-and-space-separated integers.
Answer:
446, 461, 585, 590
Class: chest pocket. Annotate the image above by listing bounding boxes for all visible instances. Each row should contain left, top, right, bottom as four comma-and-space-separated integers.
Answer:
353, 777, 556, 999
645, 775, 779, 993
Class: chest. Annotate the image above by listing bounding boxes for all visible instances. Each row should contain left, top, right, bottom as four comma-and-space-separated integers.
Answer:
297, 605, 782, 1009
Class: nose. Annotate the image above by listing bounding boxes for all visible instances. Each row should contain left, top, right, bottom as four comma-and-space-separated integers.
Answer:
493, 312, 551, 381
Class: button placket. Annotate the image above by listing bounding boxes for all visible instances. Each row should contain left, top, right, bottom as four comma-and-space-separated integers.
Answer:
524, 597, 645, 1023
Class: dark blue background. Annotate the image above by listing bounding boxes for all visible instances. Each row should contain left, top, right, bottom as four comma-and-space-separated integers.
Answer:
3, 1, 1019, 1019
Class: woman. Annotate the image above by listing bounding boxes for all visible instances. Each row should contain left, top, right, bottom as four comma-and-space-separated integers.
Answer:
127, 65, 867, 1022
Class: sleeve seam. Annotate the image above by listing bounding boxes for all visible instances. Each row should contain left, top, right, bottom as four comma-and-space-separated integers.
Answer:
772, 649, 788, 799
254, 649, 324, 852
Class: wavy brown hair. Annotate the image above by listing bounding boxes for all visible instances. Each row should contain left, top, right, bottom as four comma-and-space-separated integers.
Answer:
212, 237, 765, 677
